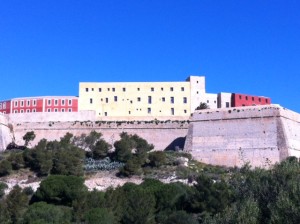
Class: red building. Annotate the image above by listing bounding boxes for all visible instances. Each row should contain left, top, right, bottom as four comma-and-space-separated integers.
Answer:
231, 93, 271, 107
0, 96, 78, 114
0, 100, 11, 114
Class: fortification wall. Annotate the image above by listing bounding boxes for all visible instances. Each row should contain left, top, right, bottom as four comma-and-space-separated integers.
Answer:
0, 114, 12, 151
184, 105, 300, 167
12, 120, 189, 151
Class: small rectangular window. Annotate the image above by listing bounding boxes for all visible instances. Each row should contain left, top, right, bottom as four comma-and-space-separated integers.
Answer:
207, 100, 209, 103
147, 108, 151, 114
21, 101, 24, 107
104, 112, 107, 116
184, 109, 187, 114
27, 100, 30, 106
181, 87, 184, 91
123, 87, 126, 92
14, 101, 18, 107
106, 98, 108, 103
26, 109, 30, 113
68, 108, 72, 112
129, 111, 131, 114
161, 87, 164, 91
170, 87, 174, 91
62, 100, 65, 106
14, 110, 18, 113
54, 108, 58, 112
92, 88, 94, 91
33, 100, 37, 106
151, 87, 154, 92
33, 109, 36, 112
137, 97, 141, 102
62, 108, 65, 112
266, 99, 268, 103
55, 100, 58, 106
171, 97, 174, 104
114, 96, 118, 102
47, 109, 51, 112
183, 97, 187, 104
162, 97, 165, 102
137, 88, 140, 91
86, 88, 89, 92
90, 98, 93, 104
47, 100, 51, 106
68, 100, 72, 106
107, 88, 110, 91
20, 109, 24, 113
171, 108, 174, 115
112, 88, 115, 92
246, 96, 248, 100
239, 95, 242, 99
252, 97, 254, 101
148, 96, 152, 104
226, 102, 230, 108
259, 98, 261, 102
99, 88, 102, 92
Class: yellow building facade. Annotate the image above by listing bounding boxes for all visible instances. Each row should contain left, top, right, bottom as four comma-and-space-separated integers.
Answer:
78, 76, 205, 120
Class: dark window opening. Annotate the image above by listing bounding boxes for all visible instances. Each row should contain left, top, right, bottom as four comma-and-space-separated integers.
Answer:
148, 96, 152, 104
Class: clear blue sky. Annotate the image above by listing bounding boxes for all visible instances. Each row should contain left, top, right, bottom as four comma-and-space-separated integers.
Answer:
1, 1, 299, 111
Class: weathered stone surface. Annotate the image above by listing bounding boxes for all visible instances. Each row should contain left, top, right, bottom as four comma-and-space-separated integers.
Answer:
184, 105, 300, 167
0, 114, 12, 151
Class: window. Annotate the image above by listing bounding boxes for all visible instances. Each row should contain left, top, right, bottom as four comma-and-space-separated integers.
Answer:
14, 110, 18, 113
114, 96, 118, 102
106, 98, 108, 103
181, 87, 184, 91
137, 97, 141, 102
266, 99, 268, 103
54, 108, 58, 112
171, 108, 174, 115
32, 109, 36, 112
90, 98, 93, 104
137, 88, 140, 91
151, 87, 154, 92
129, 111, 131, 114
20, 109, 24, 113
3, 102, 6, 109
148, 96, 152, 104
207, 100, 209, 103
246, 96, 248, 100
47, 100, 51, 106
33, 100, 36, 106
161, 87, 164, 91
259, 98, 261, 102
183, 97, 187, 104
62, 100, 65, 106
62, 108, 65, 112
147, 108, 151, 114
26, 109, 30, 113
21, 101, 24, 107
14, 101, 18, 107
107, 88, 110, 91
123, 87, 126, 92
252, 97, 255, 101
92, 88, 94, 91
55, 100, 58, 106
112, 88, 115, 92
184, 109, 187, 114
104, 112, 107, 116
86, 88, 89, 92
47, 109, 51, 112
68, 100, 72, 105
239, 95, 242, 99
170, 97, 174, 104
170, 87, 174, 91
99, 88, 102, 92
27, 100, 30, 106
226, 102, 230, 108
68, 108, 72, 112
162, 97, 165, 102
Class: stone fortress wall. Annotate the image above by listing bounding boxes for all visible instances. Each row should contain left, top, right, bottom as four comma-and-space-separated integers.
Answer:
4, 112, 189, 151
184, 105, 300, 167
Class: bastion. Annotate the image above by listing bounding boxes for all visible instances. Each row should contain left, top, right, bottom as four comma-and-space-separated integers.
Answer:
184, 105, 300, 167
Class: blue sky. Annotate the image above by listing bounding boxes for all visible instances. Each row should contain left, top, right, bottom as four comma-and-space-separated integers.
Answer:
1, 1, 299, 111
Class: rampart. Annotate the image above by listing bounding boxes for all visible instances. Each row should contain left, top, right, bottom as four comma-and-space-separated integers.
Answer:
0, 114, 11, 151
11, 118, 189, 151
184, 105, 300, 167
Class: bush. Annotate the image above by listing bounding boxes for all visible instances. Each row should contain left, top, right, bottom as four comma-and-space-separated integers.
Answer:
0, 160, 12, 177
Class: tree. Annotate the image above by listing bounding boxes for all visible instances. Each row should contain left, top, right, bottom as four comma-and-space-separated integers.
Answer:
92, 139, 112, 159
33, 175, 88, 206
22, 131, 36, 147
23, 202, 72, 224
114, 133, 136, 162
148, 151, 166, 167
84, 208, 116, 224
0, 160, 12, 177
196, 102, 209, 110
0, 182, 8, 198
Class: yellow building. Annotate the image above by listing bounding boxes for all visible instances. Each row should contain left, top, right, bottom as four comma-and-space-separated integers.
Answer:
78, 76, 205, 120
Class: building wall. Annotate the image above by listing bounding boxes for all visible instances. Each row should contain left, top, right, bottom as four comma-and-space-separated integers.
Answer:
203, 93, 218, 109
232, 93, 271, 107
79, 76, 206, 119
217, 92, 232, 108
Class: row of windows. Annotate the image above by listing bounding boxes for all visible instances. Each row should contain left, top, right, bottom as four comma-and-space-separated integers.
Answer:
14, 100, 37, 107
85, 86, 186, 93
13, 108, 73, 113
47, 99, 73, 106
100, 108, 187, 116
0, 102, 7, 109
238, 95, 269, 103
90, 97, 188, 104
